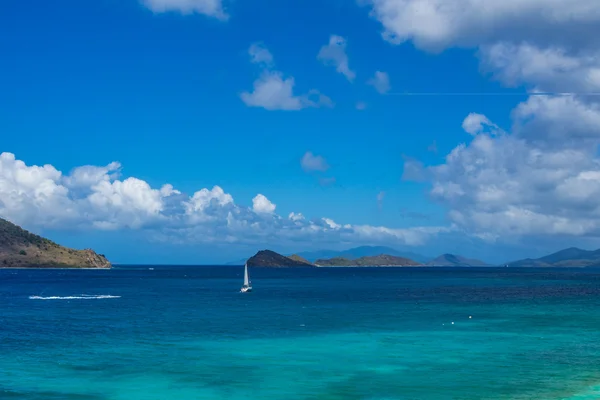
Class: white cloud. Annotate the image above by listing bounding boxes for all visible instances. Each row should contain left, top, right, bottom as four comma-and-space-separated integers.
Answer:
462, 113, 501, 136
368, 0, 600, 52
366, 0, 600, 242
141, 0, 227, 19
248, 42, 274, 67
241, 44, 333, 111
480, 43, 600, 93
241, 71, 306, 111
252, 194, 276, 214
184, 186, 234, 224
301, 151, 329, 172
322, 218, 341, 229
367, 0, 600, 98
512, 95, 600, 146
0, 152, 447, 249
160, 184, 181, 197
367, 71, 391, 94
317, 35, 356, 82
86, 178, 166, 229
288, 212, 305, 222
428, 97, 600, 238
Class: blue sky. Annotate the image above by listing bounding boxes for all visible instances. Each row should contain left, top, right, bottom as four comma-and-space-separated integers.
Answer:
2, 0, 600, 264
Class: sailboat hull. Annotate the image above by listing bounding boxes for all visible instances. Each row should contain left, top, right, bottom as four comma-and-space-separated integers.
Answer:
240, 286, 252, 293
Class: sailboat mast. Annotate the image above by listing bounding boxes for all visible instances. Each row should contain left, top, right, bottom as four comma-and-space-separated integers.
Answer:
244, 263, 249, 286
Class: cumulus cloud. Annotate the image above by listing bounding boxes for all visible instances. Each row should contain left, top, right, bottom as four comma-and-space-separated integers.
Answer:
241, 72, 306, 111
241, 44, 333, 111
288, 212, 305, 222
0, 152, 448, 248
367, 71, 391, 94
141, 0, 227, 19
462, 113, 501, 136
248, 42, 274, 67
479, 43, 600, 93
301, 151, 329, 172
317, 35, 356, 82
367, 0, 600, 96
429, 98, 600, 238
252, 194, 276, 214
366, 0, 600, 241
368, 0, 600, 52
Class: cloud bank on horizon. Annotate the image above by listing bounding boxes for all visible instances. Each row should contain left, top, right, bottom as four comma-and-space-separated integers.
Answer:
0, 152, 449, 247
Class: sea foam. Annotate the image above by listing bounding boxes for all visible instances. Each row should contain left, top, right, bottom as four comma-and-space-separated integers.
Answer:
29, 295, 121, 300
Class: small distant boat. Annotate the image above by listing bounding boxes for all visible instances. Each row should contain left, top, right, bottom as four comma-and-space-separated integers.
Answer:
240, 263, 252, 293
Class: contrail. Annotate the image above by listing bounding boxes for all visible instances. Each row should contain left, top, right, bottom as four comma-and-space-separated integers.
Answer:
385, 92, 600, 96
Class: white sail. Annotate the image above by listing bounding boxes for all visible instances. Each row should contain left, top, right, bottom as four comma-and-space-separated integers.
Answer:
243, 263, 249, 286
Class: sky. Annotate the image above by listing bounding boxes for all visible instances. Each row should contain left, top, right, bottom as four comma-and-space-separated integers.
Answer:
2, 0, 600, 264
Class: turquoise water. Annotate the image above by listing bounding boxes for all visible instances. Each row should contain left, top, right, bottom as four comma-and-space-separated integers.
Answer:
2, 266, 600, 399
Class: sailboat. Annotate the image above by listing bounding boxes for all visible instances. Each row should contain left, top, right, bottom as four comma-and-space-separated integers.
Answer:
240, 263, 252, 293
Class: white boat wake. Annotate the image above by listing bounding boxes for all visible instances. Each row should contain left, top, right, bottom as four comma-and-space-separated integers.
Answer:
29, 294, 121, 300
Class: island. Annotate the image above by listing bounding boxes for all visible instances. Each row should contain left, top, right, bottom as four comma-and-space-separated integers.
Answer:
315, 254, 422, 267
246, 250, 315, 267
0, 217, 111, 269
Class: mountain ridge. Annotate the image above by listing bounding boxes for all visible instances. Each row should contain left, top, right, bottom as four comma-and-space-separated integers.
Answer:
427, 253, 489, 267
506, 247, 600, 267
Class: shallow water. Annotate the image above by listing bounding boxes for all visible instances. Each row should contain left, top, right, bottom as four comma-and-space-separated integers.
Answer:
2, 266, 600, 399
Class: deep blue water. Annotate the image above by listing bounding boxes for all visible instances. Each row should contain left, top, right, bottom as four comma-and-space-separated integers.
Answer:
2, 266, 600, 399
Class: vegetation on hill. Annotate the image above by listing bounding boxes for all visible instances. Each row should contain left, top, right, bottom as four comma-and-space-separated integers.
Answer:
288, 254, 312, 264
0, 217, 111, 268
314, 257, 354, 266
246, 250, 315, 267
315, 254, 422, 267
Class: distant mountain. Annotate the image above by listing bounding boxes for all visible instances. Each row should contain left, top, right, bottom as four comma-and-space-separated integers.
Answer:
507, 247, 600, 267
0, 217, 111, 269
296, 246, 431, 263
225, 258, 247, 266
246, 250, 315, 268
427, 254, 489, 267
315, 254, 422, 267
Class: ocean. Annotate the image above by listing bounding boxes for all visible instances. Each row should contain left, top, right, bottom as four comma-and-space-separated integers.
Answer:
2, 266, 600, 399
